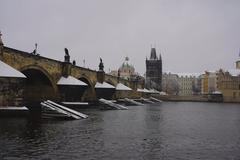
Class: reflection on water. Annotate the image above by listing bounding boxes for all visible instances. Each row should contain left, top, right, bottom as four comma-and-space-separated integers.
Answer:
1, 102, 240, 160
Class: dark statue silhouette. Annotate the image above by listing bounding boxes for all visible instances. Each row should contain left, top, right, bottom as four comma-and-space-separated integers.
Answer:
64, 48, 70, 62
99, 57, 104, 71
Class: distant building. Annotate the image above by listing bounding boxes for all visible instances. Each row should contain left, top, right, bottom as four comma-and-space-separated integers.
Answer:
217, 69, 240, 102
199, 55, 240, 102
162, 72, 201, 96
162, 72, 179, 95
201, 71, 218, 94
118, 57, 136, 80
109, 56, 144, 82
216, 55, 240, 102
177, 73, 200, 96
145, 48, 162, 91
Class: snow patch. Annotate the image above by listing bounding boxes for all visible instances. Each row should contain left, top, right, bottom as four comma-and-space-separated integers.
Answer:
116, 83, 132, 91
95, 82, 115, 89
0, 60, 26, 78
149, 89, 160, 94
212, 91, 222, 94
137, 88, 144, 92
57, 76, 87, 86
137, 88, 151, 93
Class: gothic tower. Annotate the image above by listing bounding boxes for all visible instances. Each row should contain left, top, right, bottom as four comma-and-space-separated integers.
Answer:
145, 48, 162, 91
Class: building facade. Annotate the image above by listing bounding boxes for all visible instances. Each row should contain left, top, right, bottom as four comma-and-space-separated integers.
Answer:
201, 71, 218, 94
217, 69, 240, 102
177, 74, 200, 96
162, 72, 201, 96
162, 72, 179, 95
145, 48, 162, 91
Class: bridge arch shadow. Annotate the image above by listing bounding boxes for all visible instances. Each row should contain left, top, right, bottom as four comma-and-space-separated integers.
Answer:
97, 79, 116, 100
20, 65, 58, 105
78, 76, 96, 101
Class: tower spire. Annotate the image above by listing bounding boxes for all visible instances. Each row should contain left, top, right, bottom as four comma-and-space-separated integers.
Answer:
150, 47, 157, 60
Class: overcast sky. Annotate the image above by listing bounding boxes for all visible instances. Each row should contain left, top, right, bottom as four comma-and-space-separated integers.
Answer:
1, 0, 240, 75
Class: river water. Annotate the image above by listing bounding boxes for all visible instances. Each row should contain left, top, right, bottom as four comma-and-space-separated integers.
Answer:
1, 102, 240, 160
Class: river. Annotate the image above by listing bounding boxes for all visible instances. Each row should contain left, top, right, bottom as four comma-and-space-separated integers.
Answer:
1, 102, 240, 160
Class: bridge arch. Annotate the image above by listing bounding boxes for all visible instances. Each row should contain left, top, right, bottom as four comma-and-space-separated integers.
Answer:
20, 65, 58, 103
78, 75, 96, 101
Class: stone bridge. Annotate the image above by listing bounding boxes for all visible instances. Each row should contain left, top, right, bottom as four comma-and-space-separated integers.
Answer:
0, 45, 144, 104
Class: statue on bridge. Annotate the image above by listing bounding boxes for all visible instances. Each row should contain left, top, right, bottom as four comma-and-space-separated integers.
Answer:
99, 58, 104, 71
64, 48, 70, 63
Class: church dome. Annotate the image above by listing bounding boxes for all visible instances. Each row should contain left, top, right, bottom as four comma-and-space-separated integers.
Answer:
119, 57, 135, 72
118, 57, 135, 80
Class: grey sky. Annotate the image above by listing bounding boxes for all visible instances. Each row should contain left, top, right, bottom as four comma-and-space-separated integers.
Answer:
1, 0, 240, 75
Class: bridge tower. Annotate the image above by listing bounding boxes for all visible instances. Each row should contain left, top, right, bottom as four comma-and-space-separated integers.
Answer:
145, 47, 162, 91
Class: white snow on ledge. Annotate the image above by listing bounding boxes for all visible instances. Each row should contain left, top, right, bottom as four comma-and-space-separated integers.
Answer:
212, 91, 222, 94
116, 83, 132, 91
149, 89, 160, 94
143, 88, 151, 93
137, 88, 144, 92
0, 60, 26, 78
137, 88, 151, 93
160, 91, 167, 95
95, 82, 115, 89
57, 76, 87, 86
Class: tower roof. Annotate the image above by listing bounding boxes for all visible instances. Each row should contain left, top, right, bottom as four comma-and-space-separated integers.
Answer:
150, 48, 157, 60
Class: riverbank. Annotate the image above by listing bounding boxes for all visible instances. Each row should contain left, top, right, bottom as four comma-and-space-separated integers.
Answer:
156, 95, 208, 102
154, 94, 240, 103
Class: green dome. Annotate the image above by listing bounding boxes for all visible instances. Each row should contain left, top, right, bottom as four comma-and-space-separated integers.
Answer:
120, 57, 135, 70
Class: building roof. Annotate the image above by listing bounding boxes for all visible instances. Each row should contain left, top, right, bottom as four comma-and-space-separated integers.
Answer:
164, 72, 201, 77
177, 73, 200, 77
0, 60, 26, 78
